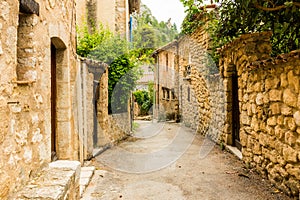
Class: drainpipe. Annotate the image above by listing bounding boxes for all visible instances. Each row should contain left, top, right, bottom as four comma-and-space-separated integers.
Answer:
129, 15, 133, 43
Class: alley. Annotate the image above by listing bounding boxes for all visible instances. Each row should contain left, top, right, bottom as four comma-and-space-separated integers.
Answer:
81, 121, 291, 200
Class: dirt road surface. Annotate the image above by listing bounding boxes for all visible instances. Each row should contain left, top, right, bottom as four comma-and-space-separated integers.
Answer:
82, 121, 292, 200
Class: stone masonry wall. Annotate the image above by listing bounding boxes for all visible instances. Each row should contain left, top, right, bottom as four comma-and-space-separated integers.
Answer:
220, 32, 300, 197
0, 0, 78, 199
115, 0, 129, 38
97, 70, 132, 147
219, 32, 272, 145
177, 26, 225, 141
239, 52, 300, 196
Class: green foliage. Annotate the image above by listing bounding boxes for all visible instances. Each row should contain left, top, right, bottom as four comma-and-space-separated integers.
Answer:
214, 0, 300, 55
109, 54, 142, 113
180, 0, 300, 61
77, 24, 142, 113
89, 35, 129, 64
132, 4, 179, 52
180, 0, 206, 35
133, 82, 154, 116
76, 24, 111, 57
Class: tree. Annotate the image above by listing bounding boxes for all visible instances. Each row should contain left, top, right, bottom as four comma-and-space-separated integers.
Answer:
133, 81, 154, 116
132, 4, 179, 50
77, 24, 142, 113
180, 0, 300, 57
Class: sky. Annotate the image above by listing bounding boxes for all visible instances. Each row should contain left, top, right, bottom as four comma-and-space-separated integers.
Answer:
141, 0, 186, 29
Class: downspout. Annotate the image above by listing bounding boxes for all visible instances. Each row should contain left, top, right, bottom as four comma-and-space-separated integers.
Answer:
129, 15, 133, 43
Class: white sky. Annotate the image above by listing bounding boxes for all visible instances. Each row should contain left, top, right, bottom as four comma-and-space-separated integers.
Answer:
141, 0, 186, 29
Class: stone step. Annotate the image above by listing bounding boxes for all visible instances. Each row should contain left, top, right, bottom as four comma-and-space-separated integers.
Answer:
80, 166, 95, 197
14, 160, 81, 200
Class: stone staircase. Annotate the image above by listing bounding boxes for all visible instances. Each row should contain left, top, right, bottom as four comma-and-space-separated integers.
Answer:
13, 160, 95, 200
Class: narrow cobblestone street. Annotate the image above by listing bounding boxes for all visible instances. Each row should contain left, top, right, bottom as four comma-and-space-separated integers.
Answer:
81, 121, 291, 200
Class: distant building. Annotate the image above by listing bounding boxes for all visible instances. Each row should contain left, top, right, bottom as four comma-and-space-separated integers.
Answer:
136, 65, 154, 91
153, 41, 179, 121
76, 0, 140, 39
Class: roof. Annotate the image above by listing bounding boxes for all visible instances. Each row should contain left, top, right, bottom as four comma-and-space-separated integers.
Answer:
152, 40, 178, 56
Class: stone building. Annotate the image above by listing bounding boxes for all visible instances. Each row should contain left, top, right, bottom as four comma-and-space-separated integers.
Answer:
153, 41, 179, 121
76, 0, 140, 38
0, 0, 81, 198
154, 5, 299, 197
136, 65, 154, 91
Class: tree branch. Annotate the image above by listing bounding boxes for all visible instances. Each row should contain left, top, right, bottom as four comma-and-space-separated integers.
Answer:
254, 2, 300, 11
254, 4, 286, 11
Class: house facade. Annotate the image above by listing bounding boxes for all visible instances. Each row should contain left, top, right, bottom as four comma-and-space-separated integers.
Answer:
76, 0, 140, 38
153, 41, 179, 121
0, 0, 79, 198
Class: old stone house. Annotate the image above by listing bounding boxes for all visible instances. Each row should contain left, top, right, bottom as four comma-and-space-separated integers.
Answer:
76, 0, 140, 38
136, 65, 154, 91
153, 41, 179, 121
154, 6, 300, 198
0, 0, 81, 198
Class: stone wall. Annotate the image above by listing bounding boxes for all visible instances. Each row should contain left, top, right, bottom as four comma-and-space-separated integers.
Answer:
115, 0, 129, 38
219, 32, 272, 146
108, 112, 132, 143
177, 26, 225, 140
96, 70, 132, 147
220, 32, 300, 197
240, 51, 300, 196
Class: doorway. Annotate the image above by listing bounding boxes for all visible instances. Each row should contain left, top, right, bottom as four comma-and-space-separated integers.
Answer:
51, 43, 57, 161
232, 69, 242, 150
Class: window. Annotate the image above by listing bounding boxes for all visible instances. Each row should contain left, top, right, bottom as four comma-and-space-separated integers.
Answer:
166, 89, 170, 100
171, 89, 175, 100
166, 53, 168, 71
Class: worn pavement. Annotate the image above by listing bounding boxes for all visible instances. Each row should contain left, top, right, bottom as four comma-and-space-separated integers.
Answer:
81, 120, 291, 200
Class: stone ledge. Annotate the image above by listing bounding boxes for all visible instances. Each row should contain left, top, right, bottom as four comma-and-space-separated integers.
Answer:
226, 145, 243, 160
80, 167, 95, 197
14, 160, 81, 200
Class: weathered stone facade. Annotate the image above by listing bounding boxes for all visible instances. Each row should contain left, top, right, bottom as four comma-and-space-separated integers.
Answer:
77, 0, 140, 38
154, 14, 299, 197
75, 0, 137, 152
219, 32, 272, 147
153, 41, 179, 121
220, 32, 300, 197
0, 0, 79, 199
177, 28, 213, 133
154, 24, 225, 141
